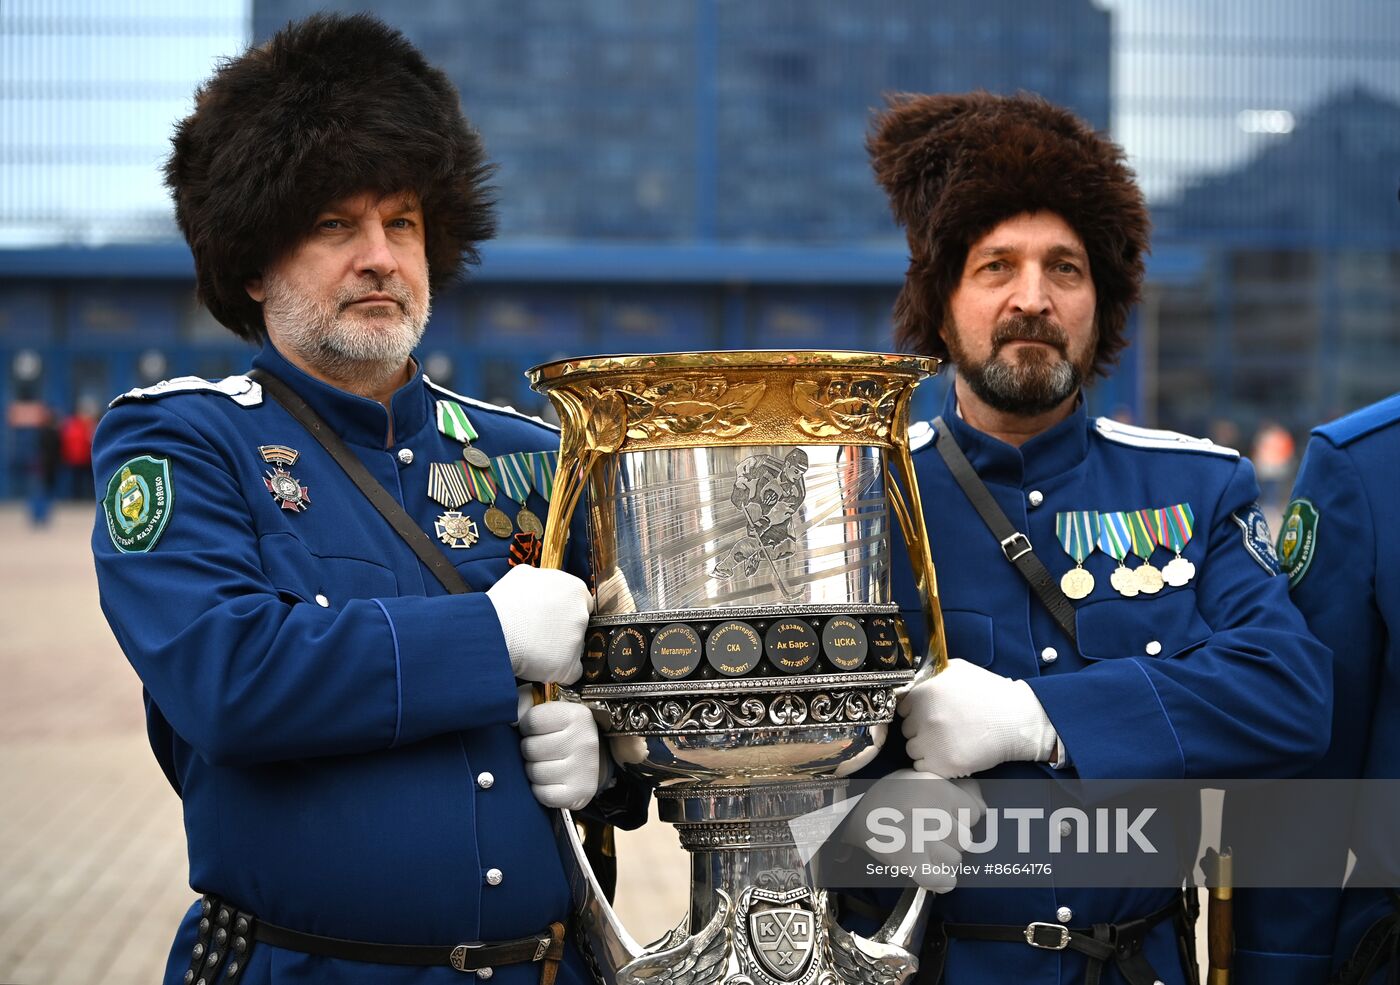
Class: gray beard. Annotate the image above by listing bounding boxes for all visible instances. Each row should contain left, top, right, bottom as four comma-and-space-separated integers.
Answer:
962, 351, 1081, 416
946, 312, 1090, 416
263, 275, 430, 385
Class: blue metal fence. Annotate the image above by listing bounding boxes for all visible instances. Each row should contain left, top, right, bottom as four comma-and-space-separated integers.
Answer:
4, 1, 1400, 498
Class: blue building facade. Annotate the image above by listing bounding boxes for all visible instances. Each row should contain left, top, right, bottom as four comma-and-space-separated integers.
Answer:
6, 2, 1400, 499
1, 1, 1122, 498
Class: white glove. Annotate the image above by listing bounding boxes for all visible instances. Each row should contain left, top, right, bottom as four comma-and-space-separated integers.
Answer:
898, 659, 1059, 778
486, 565, 593, 684
844, 768, 985, 893
519, 701, 609, 811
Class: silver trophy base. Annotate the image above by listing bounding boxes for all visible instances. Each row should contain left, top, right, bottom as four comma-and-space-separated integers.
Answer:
560, 664, 931, 985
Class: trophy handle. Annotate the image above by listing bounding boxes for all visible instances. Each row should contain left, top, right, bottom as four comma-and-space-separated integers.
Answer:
867, 886, 932, 950
554, 807, 647, 976
885, 387, 948, 678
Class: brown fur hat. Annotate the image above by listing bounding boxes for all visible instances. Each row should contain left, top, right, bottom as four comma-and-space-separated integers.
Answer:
165, 13, 496, 341
868, 92, 1149, 376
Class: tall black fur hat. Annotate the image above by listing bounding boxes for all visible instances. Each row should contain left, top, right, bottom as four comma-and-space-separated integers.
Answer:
165, 13, 496, 340
868, 92, 1149, 376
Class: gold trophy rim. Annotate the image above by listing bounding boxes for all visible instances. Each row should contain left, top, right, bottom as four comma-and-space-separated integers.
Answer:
527, 348, 940, 388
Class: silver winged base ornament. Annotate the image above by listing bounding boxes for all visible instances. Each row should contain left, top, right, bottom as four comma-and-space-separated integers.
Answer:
558, 780, 931, 985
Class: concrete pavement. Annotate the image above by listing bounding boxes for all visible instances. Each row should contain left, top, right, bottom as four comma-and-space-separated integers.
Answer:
0, 504, 1208, 984
0, 505, 689, 985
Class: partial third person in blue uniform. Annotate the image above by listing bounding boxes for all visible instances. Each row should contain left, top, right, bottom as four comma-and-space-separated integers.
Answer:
90, 14, 633, 985
1232, 393, 1400, 985
850, 91, 1331, 985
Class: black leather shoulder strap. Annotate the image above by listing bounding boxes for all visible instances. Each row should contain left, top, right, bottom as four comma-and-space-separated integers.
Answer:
249, 368, 472, 595
932, 417, 1077, 645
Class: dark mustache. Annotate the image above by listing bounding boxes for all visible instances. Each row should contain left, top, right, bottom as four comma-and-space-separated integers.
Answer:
991, 315, 1068, 355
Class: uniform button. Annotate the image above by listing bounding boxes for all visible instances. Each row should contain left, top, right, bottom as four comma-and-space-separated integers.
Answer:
214, 928, 227, 946
1040, 647, 1058, 664
1057, 906, 1073, 923
477, 771, 495, 790
315, 594, 330, 608
477, 969, 494, 980
1145, 640, 1162, 656
192, 943, 205, 960
226, 962, 240, 978
485, 867, 504, 886
1028, 490, 1044, 508
397, 447, 414, 465
184, 972, 195, 985
1058, 820, 1073, 838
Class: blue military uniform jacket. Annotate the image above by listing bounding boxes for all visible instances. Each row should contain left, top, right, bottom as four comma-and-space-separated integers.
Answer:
868, 389, 1330, 985
1233, 394, 1400, 985
91, 343, 599, 985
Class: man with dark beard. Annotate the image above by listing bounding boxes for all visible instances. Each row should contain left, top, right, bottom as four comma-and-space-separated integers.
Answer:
89, 15, 635, 985
850, 93, 1330, 985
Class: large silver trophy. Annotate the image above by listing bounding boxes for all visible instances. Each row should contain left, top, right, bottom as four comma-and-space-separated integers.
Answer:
528, 351, 948, 985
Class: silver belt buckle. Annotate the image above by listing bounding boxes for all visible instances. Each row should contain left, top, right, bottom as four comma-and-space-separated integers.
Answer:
450, 943, 485, 972
1000, 532, 1033, 562
1024, 921, 1070, 950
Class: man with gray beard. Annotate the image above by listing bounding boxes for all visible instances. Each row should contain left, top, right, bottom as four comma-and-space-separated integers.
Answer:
844, 92, 1330, 985
89, 15, 636, 985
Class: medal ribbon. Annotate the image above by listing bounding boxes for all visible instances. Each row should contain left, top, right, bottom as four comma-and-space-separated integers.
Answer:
527, 451, 557, 501
1126, 510, 1156, 561
427, 462, 470, 509
435, 400, 480, 443
491, 453, 533, 504
1158, 503, 1194, 553
1055, 510, 1098, 564
462, 463, 498, 505
1097, 512, 1132, 563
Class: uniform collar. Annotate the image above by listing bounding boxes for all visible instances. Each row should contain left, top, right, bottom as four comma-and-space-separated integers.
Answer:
938, 386, 1089, 487
252, 342, 430, 449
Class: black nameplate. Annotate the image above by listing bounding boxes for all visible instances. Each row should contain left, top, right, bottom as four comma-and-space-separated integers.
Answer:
705, 620, 763, 677
583, 629, 609, 684
867, 616, 901, 669
765, 618, 820, 674
821, 615, 869, 671
650, 623, 703, 680
607, 626, 648, 681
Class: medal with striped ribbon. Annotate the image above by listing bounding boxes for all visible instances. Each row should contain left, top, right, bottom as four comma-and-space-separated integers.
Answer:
1098, 512, 1139, 597
491, 453, 544, 538
1155, 504, 1197, 587
427, 461, 486, 549
527, 451, 557, 502
1055, 510, 1099, 600
461, 463, 512, 539
435, 400, 491, 468
1127, 510, 1164, 595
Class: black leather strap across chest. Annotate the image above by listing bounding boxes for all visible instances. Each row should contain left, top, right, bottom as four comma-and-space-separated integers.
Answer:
932, 416, 1078, 645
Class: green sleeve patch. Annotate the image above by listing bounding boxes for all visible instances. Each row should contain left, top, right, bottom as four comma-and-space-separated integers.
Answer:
1276, 498, 1318, 588
103, 455, 175, 553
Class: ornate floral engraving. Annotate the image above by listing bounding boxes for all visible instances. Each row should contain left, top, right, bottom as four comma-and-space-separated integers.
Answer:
604, 687, 896, 735
586, 378, 768, 442
792, 378, 901, 440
